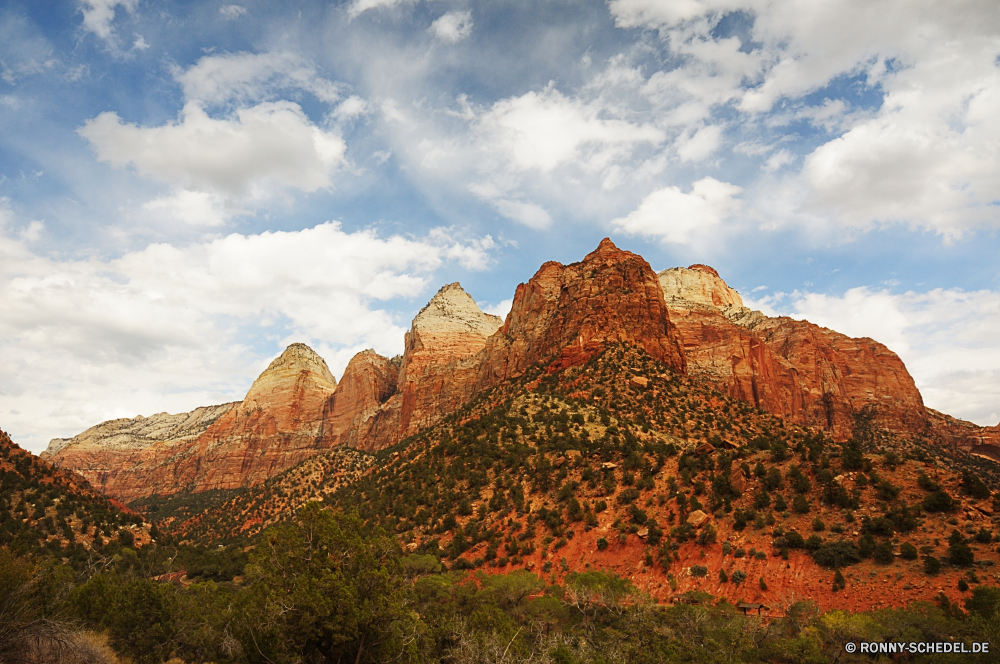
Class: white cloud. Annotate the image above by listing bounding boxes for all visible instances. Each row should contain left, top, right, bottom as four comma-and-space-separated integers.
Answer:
174, 51, 342, 106
491, 199, 552, 230
0, 219, 496, 454
478, 87, 665, 174
219, 5, 248, 20
78, 100, 347, 197
611, 177, 743, 244
604, 0, 1000, 236
78, 0, 137, 42
131, 34, 148, 51
676, 124, 722, 162
747, 285, 1000, 427
430, 10, 473, 43
347, 0, 414, 19
140, 190, 236, 227
481, 298, 513, 320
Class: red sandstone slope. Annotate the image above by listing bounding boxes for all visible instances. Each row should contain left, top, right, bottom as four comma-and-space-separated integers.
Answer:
660, 265, 929, 441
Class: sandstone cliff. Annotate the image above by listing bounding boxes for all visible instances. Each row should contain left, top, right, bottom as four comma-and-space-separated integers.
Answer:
476, 238, 686, 384
44, 343, 338, 501
659, 265, 928, 441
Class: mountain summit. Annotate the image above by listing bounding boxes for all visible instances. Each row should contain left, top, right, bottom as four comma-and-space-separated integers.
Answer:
42, 240, 999, 502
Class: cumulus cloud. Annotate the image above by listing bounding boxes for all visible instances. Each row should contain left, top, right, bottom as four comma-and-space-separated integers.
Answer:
602, 0, 1000, 237
78, 0, 136, 43
79, 100, 346, 197
611, 177, 743, 244
748, 286, 1000, 427
0, 219, 496, 453
430, 10, 473, 43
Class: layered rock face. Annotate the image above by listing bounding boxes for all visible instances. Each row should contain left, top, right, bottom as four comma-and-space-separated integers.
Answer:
44, 344, 338, 501
477, 238, 686, 383
660, 265, 929, 440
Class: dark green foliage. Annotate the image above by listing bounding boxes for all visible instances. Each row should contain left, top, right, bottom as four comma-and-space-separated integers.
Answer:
833, 569, 846, 591
900, 542, 918, 560
922, 490, 956, 513
691, 564, 708, 577
811, 541, 861, 568
958, 579, 970, 592
924, 556, 942, 575
961, 472, 991, 500
965, 586, 1000, 618
792, 495, 810, 514
917, 472, 939, 491
873, 542, 894, 565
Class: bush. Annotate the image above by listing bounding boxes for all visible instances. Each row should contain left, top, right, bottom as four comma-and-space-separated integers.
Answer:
958, 579, 970, 592
900, 542, 918, 560
759, 577, 767, 591
922, 491, 955, 513
873, 542, 894, 565
734, 548, 746, 558
792, 495, 810, 514
719, 569, 728, 583
832, 569, 846, 591
965, 586, 1000, 618
811, 541, 861, 569
691, 565, 708, 577
730, 570, 747, 584
596, 537, 609, 551
924, 556, 941, 575
975, 528, 993, 544
949, 539, 975, 567
812, 518, 825, 532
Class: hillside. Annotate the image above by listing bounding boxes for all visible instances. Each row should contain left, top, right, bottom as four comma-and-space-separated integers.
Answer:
0, 427, 151, 567
172, 342, 1000, 613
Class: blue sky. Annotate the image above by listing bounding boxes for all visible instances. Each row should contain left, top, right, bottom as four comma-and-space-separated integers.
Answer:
2, 0, 999, 454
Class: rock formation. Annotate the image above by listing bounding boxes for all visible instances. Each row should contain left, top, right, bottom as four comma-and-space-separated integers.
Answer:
476, 238, 686, 383
44, 343, 338, 501
659, 265, 928, 440
44, 240, 995, 504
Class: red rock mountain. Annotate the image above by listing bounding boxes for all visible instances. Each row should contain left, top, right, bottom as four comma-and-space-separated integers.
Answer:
41, 240, 997, 502
659, 265, 928, 441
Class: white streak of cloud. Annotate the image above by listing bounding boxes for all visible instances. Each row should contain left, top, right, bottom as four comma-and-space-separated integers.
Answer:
430, 10, 473, 43
78, 0, 137, 42
219, 5, 248, 20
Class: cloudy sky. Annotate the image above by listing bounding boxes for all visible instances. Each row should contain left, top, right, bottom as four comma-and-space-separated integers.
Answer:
2, 0, 999, 454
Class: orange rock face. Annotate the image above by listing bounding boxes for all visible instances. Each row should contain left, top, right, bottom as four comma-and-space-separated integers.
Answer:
476, 238, 686, 385
660, 266, 928, 441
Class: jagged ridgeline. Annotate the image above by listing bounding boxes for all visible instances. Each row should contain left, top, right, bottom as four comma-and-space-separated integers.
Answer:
0, 427, 149, 567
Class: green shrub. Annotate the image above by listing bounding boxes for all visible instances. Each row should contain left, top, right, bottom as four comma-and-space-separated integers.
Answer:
596, 537, 609, 551
811, 541, 861, 569
900, 542, 918, 560
691, 565, 708, 577
924, 556, 941, 575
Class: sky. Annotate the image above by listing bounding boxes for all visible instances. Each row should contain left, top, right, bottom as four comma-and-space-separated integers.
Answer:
1, 0, 999, 455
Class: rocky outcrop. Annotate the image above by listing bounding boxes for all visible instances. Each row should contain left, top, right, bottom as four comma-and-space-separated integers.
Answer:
659, 264, 743, 309
476, 238, 686, 384
44, 343, 338, 501
659, 265, 928, 440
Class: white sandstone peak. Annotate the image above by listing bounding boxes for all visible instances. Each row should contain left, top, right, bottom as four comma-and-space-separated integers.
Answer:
658, 264, 744, 310
412, 282, 503, 337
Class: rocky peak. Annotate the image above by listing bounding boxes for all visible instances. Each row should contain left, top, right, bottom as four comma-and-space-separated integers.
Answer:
412, 283, 503, 337
244, 342, 337, 405
478, 237, 686, 381
658, 264, 744, 309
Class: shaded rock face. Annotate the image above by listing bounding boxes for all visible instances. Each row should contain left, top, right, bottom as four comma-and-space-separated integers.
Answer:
658, 266, 929, 440
477, 238, 686, 383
